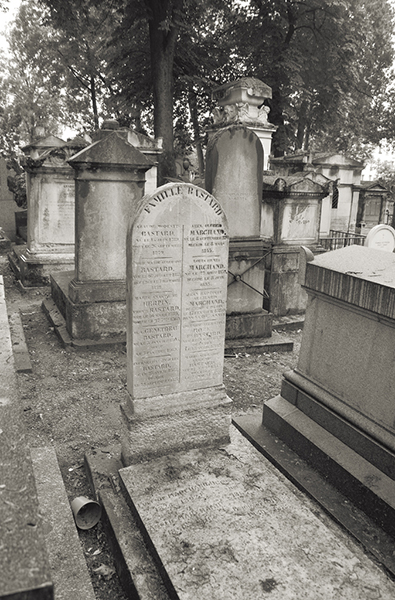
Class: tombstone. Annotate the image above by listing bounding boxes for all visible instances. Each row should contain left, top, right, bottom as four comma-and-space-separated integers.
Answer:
49, 128, 155, 346
356, 180, 393, 235
121, 183, 231, 464
365, 223, 395, 252
205, 124, 273, 340
270, 152, 365, 234
236, 245, 395, 536
8, 134, 87, 286
260, 173, 329, 316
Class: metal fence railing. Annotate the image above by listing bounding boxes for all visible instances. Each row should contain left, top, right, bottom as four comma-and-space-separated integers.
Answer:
320, 230, 366, 251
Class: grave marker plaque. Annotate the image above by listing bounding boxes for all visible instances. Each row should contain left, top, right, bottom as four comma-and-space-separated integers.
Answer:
365, 224, 395, 252
122, 183, 231, 462
128, 183, 228, 399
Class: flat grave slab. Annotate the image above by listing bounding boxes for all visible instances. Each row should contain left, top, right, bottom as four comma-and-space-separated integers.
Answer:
119, 427, 395, 600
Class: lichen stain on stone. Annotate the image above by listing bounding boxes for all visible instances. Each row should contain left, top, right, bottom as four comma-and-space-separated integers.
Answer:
260, 578, 279, 593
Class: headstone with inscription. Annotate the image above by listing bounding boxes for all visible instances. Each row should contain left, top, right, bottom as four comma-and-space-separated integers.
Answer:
121, 183, 232, 464
365, 224, 395, 252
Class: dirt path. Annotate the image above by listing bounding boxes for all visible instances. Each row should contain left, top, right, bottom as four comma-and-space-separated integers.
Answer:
1, 253, 301, 599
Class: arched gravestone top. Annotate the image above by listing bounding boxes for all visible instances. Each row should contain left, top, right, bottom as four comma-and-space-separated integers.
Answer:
365, 224, 395, 252
205, 125, 263, 238
127, 183, 229, 402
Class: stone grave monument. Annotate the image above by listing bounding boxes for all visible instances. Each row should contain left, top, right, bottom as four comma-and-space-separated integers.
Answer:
235, 245, 395, 536
8, 134, 87, 286
91, 119, 163, 194
365, 223, 395, 252
205, 84, 273, 341
48, 127, 154, 346
106, 186, 395, 598
260, 172, 330, 316
121, 182, 232, 463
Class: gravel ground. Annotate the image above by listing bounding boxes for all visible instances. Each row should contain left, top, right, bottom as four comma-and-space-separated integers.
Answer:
1, 252, 302, 599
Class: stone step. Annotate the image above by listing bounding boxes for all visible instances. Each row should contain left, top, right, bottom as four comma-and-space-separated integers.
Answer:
263, 394, 395, 538
8, 310, 33, 373
272, 314, 305, 331
84, 448, 171, 600
42, 297, 72, 347
0, 274, 53, 600
31, 447, 96, 600
233, 411, 395, 579
7, 245, 22, 279
224, 330, 293, 355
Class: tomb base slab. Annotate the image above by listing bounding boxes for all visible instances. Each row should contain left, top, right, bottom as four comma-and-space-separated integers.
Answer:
50, 271, 126, 345
120, 389, 232, 465
225, 309, 272, 339
118, 425, 395, 600
263, 244, 325, 317
8, 245, 74, 287
262, 390, 395, 538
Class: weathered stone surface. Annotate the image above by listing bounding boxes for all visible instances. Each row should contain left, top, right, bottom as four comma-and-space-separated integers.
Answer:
205, 126, 263, 238
119, 426, 395, 600
227, 239, 267, 314
121, 400, 231, 465
0, 276, 53, 599
225, 311, 272, 339
126, 183, 229, 402
9, 136, 85, 287
297, 246, 395, 446
47, 129, 154, 344
69, 130, 153, 287
31, 447, 96, 600
123, 183, 231, 462
304, 245, 395, 318
263, 243, 395, 535
8, 310, 32, 373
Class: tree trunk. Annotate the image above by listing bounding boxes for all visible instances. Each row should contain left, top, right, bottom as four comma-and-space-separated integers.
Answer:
296, 99, 309, 150
90, 74, 99, 130
270, 86, 287, 157
145, 0, 182, 184
188, 86, 204, 175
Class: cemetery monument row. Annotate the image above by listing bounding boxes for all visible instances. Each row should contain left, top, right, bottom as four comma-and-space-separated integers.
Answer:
121, 182, 232, 464
48, 128, 155, 345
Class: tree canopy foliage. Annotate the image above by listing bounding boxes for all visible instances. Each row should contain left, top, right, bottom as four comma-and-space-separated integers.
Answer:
1, 0, 394, 171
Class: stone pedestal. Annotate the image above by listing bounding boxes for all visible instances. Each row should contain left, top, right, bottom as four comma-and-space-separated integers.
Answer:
261, 173, 328, 316
262, 246, 395, 534
226, 238, 272, 339
50, 128, 154, 345
8, 135, 86, 286
121, 183, 232, 464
